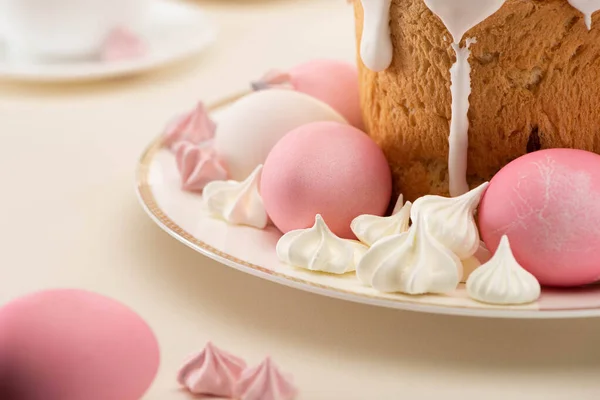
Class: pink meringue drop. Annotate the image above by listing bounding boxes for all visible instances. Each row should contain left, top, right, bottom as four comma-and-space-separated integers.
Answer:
252, 59, 362, 129
177, 342, 246, 398
101, 27, 147, 62
234, 357, 298, 400
163, 102, 216, 149
174, 141, 228, 192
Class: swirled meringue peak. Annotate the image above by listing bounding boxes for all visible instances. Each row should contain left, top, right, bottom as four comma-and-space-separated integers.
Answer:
174, 141, 228, 192
177, 342, 246, 397
163, 102, 216, 149
234, 357, 298, 400
357, 216, 462, 294
467, 236, 541, 305
277, 214, 367, 274
351, 198, 412, 247
203, 165, 268, 229
411, 182, 489, 259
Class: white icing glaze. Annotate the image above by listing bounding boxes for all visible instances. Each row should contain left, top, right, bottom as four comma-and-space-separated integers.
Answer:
356, 216, 462, 294
423, 0, 505, 196
423, 0, 506, 44
411, 182, 488, 260
351, 200, 412, 246
277, 214, 368, 274
448, 38, 476, 196
569, 0, 600, 29
203, 165, 268, 229
359, 0, 393, 72
466, 236, 541, 305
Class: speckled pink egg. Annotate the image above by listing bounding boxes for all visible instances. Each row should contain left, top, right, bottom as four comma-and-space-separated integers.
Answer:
288, 60, 363, 130
0, 289, 160, 400
261, 121, 392, 239
479, 149, 600, 287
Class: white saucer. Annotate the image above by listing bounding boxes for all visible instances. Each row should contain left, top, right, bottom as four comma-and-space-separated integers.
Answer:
135, 96, 600, 319
0, 0, 217, 82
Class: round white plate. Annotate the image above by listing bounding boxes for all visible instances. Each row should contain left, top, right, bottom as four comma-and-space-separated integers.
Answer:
0, 0, 217, 82
136, 97, 600, 319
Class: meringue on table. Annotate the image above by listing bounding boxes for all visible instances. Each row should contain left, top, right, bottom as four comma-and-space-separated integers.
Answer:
277, 214, 367, 274
177, 342, 246, 398
203, 165, 268, 229
234, 357, 298, 400
467, 235, 541, 305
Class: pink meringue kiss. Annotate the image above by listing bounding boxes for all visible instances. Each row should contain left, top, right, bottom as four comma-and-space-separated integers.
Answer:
174, 141, 228, 192
252, 59, 362, 129
163, 102, 216, 150
234, 357, 297, 400
177, 342, 246, 398
101, 27, 147, 62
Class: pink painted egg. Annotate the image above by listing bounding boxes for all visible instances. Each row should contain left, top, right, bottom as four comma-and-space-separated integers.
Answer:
261, 121, 392, 239
0, 289, 160, 400
479, 149, 600, 287
255, 59, 363, 130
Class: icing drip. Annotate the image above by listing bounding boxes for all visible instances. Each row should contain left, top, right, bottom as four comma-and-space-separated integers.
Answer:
359, 0, 393, 72
568, 0, 600, 30
423, 0, 506, 196
448, 38, 476, 196
423, 0, 506, 44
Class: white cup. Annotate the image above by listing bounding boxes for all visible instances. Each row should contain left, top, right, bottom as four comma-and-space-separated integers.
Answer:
0, 0, 151, 61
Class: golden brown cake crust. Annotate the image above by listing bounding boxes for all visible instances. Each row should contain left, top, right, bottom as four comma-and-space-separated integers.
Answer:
354, 0, 600, 201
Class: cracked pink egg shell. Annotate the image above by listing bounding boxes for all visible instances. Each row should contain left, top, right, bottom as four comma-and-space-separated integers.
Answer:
479, 149, 600, 287
261, 121, 392, 239
0, 289, 160, 400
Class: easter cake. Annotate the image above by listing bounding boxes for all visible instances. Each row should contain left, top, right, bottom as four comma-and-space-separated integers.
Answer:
159, 1, 600, 307
353, 0, 600, 201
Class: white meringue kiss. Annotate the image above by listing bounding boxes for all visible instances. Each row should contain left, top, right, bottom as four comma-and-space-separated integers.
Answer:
351, 199, 412, 247
277, 215, 367, 274
203, 165, 268, 229
357, 217, 462, 294
411, 182, 488, 259
467, 236, 541, 305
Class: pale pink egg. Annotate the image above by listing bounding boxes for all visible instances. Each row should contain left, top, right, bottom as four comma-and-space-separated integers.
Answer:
261, 121, 392, 239
479, 149, 600, 287
255, 60, 363, 130
288, 60, 363, 130
0, 289, 160, 400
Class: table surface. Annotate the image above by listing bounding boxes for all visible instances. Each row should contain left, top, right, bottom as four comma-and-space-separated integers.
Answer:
1, 1, 600, 399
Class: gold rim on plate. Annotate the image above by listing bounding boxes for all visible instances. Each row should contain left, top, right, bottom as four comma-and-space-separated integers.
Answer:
135, 94, 600, 319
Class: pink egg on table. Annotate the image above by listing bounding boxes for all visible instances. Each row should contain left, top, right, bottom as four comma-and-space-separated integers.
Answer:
0, 289, 160, 400
254, 59, 363, 129
479, 149, 600, 287
261, 121, 392, 239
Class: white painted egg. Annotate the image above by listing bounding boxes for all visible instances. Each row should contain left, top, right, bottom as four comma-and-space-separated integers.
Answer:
214, 89, 347, 180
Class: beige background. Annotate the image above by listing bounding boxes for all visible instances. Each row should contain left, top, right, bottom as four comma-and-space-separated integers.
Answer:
1, 0, 600, 399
